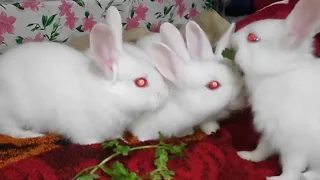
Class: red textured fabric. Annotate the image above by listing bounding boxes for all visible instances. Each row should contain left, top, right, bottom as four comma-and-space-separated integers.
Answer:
0, 109, 281, 180
253, 0, 299, 10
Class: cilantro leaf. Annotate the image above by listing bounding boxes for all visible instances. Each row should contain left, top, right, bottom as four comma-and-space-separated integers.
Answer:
115, 145, 130, 156
75, 174, 100, 180
222, 48, 236, 60
103, 139, 120, 149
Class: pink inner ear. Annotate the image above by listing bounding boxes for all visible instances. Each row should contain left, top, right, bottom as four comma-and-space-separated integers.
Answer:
98, 44, 114, 71
90, 24, 117, 72
286, 0, 320, 43
151, 43, 176, 82
186, 21, 213, 60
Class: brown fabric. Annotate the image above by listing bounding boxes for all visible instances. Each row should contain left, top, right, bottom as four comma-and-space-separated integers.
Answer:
0, 134, 61, 168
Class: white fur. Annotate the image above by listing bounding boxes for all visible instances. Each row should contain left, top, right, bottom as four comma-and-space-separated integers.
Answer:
129, 22, 246, 141
232, 0, 320, 179
0, 7, 170, 145
135, 32, 161, 51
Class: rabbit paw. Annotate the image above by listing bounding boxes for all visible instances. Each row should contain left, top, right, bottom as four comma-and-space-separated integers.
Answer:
237, 151, 266, 162
200, 121, 220, 134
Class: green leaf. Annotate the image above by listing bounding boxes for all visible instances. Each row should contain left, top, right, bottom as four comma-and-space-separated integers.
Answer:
85, 11, 90, 18
53, 32, 60, 38
31, 24, 40, 32
100, 165, 114, 175
46, 14, 57, 27
146, 22, 151, 30
169, 143, 186, 154
155, 148, 168, 167
61, 38, 69, 43
12, 3, 24, 10
42, 15, 48, 27
112, 161, 129, 176
76, 25, 84, 32
149, 172, 162, 180
221, 48, 236, 60
74, 173, 100, 180
115, 145, 130, 156
94, 0, 102, 8
102, 139, 119, 149
164, 5, 173, 16
15, 36, 24, 44
73, 0, 85, 8
130, 7, 134, 18
160, 169, 175, 180
0, 4, 6, 10
26, 23, 35, 27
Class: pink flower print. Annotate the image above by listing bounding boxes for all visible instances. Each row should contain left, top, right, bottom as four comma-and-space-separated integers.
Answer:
175, 0, 184, 6
23, 33, 44, 43
0, 11, 16, 36
65, 11, 78, 29
34, 33, 44, 41
156, 0, 164, 4
189, 8, 199, 19
134, 4, 148, 21
82, 14, 96, 31
21, 2, 42, 12
125, 17, 139, 30
150, 22, 162, 32
59, 0, 73, 16
177, 3, 186, 17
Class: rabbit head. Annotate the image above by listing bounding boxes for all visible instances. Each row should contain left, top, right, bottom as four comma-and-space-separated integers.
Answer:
89, 6, 174, 114
157, 21, 244, 118
231, 0, 320, 77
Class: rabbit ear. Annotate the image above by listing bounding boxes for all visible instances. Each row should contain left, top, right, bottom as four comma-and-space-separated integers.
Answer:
149, 42, 178, 82
284, 0, 320, 47
160, 22, 191, 62
105, 6, 123, 51
185, 21, 214, 60
90, 23, 117, 73
215, 23, 235, 58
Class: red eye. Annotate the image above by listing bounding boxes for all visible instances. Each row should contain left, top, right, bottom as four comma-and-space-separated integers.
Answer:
134, 77, 148, 88
206, 81, 220, 90
247, 33, 259, 42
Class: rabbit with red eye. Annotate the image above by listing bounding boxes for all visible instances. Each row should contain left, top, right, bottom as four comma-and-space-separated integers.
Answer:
0, 8, 172, 145
230, 0, 320, 180
129, 21, 246, 141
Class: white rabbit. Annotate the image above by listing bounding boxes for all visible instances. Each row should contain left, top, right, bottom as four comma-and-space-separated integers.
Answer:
129, 22, 245, 141
231, 0, 320, 180
0, 20, 173, 145
137, 21, 246, 134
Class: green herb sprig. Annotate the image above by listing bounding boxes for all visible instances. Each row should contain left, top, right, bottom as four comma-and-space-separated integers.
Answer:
73, 134, 186, 180
222, 48, 236, 60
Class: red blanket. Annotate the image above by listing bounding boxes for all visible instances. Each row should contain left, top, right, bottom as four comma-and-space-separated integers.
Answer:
1, 1, 320, 180
0, 109, 282, 180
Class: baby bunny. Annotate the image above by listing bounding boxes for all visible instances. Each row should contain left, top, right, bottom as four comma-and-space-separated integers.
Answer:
129, 21, 245, 141
231, 0, 320, 180
0, 14, 171, 145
